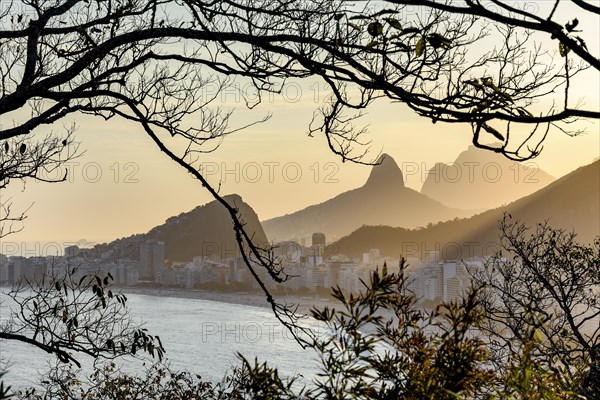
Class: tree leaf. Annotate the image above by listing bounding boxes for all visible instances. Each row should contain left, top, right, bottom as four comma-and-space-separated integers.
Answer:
474, 101, 490, 112
401, 27, 420, 35
348, 15, 370, 21
565, 18, 579, 33
394, 41, 410, 51
415, 37, 425, 56
482, 123, 505, 141
497, 90, 512, 102
559, 42, 570, 57
383, 18, 402, 31
516, 107, 534, 118
367, 21, 383, 37
370, 9, 397, 18
347, 22, 361, 31
427, 33, 452, 49
465, 79, 483, 90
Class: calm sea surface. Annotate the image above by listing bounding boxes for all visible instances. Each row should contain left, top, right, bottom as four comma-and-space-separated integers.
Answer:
0, 291, 323, 391
5, 289, 596, 394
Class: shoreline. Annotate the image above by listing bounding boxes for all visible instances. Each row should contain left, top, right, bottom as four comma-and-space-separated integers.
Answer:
119, 286, 339, 315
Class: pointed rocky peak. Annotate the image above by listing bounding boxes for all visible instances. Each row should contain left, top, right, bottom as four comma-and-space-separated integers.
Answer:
364, 153, 405, 188
455, 143, 504, 164
223, 193, 242, 203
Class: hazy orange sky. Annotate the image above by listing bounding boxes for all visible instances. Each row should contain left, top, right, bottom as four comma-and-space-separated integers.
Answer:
1, 1, 599, 254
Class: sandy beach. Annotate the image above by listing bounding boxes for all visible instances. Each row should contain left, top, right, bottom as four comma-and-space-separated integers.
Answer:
120, 286, 339, 315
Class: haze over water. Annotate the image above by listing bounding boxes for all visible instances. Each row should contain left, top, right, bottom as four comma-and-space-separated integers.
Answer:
0, 292, 321, 390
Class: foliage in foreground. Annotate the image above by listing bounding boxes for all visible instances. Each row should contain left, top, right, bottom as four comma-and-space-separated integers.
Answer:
14, 278, 591, 399
16, 356, 297, 400
475, 216, 600, 399
1, 265, 164, 368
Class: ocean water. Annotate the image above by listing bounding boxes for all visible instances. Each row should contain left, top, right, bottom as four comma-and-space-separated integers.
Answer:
4, 289, 597, 395
0, 291, 323, 391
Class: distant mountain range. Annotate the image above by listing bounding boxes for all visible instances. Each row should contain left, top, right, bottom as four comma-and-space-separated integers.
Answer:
96, 194, 267, 263
96, 154, 596, 265
420, 145, 555, 210
261, 154, 477, 242
333, 160, 599, 260
333, 162, 600, 258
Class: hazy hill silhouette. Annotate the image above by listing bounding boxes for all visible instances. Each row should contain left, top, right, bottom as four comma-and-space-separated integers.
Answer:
334, 160, 599, 260
421, 145, 555, 210
96, 194, 268, 263
262, 154, 476, 242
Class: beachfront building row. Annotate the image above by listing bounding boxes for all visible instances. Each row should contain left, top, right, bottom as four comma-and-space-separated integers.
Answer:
152, 252, 481, 303
1, 238, 485, 306
404, 258, 484, 304
0, 255, 140, 287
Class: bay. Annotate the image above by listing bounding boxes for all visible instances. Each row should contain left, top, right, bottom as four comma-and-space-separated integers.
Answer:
0, 291, 323, 391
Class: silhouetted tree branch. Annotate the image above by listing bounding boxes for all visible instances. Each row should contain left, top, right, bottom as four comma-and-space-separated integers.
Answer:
473, 215, 600, 398
1, 263, 164, 370
0, 131, 79, 237
0, 0, 598, 347
314, 0, 599, 160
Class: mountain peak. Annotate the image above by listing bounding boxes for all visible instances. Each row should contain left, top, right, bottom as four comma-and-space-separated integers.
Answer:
421, 145, 555, 210
98, 193, 267, 264
364, 153, 405, 188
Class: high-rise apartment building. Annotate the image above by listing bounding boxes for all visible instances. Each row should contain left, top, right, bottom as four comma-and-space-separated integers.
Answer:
139, 240, 165, 281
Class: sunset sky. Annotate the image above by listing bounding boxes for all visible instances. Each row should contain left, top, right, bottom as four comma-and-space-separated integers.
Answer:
1, 1, 599, 255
